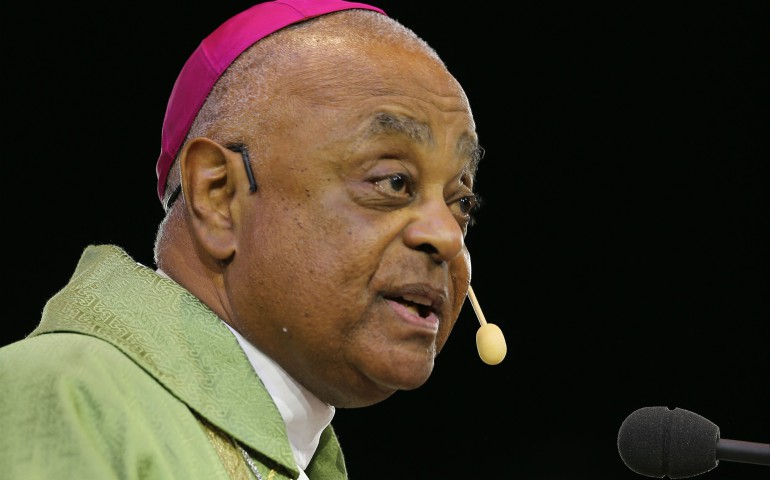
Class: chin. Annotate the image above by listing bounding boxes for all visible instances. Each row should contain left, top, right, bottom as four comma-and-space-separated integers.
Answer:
335, 345, 436, 406
368, 357, 434, 393
336, 366, 432, 408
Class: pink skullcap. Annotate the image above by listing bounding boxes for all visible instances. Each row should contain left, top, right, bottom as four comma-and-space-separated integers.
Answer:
156, 0, 386, 202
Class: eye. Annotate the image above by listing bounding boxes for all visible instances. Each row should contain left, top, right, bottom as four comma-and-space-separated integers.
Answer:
451, 193, 482, 229
373, 173, 413, 198
457, 195, 478, 214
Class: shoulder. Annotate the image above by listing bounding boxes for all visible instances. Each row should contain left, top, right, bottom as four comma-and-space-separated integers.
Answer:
0, 333, 228, 479
1, 332, 186, 421
2, 332, 146, 389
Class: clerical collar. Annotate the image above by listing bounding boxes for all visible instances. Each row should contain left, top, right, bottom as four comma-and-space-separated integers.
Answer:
154, 269, 334, 474
225, 324, 335, 474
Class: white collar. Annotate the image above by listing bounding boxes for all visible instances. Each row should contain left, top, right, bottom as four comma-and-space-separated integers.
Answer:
225, 324, 335, 473
154, 269, 334, 474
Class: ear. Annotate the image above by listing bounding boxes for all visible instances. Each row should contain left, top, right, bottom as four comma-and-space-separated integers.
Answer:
180, 137, 245, 262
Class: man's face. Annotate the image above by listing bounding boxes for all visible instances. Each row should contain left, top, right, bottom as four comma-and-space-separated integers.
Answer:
227, 37, 479, 408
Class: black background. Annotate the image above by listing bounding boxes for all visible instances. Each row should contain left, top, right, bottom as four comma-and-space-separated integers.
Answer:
5, 2, 769, 479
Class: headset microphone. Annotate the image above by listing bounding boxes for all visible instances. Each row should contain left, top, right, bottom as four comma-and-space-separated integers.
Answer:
467, 286, 507, 365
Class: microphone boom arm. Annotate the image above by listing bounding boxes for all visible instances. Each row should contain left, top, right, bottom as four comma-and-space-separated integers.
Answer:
717, 438, 770, 466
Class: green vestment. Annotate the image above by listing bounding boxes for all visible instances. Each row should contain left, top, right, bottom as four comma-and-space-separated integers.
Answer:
0, 245, 347, 479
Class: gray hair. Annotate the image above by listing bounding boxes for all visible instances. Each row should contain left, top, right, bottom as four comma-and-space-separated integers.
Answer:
160, 9, 441, 210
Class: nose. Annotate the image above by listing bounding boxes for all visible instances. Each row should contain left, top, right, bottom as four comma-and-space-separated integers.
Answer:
403, 198, 465, 263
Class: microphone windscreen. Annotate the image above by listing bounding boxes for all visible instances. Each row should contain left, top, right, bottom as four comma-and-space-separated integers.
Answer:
617, 406, 720, 479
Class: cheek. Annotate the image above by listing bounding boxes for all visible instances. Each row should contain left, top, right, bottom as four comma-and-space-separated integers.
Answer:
242, 199, 380, 316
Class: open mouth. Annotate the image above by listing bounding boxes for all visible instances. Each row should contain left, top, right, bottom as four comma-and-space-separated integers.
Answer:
386, 295, 434, 318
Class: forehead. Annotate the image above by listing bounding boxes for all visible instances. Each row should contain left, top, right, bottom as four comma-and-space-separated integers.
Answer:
234, 23, 480, 179
263, 24, 470, 110
283, 38, 474, 133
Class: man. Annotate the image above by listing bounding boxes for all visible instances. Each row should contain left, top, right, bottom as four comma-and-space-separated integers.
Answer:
0, 1, 495, 478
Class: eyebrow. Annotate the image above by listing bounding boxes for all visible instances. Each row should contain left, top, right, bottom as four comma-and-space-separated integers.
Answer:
365, 112, 482, 175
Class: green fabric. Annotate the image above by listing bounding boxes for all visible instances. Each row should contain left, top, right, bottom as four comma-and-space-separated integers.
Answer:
0, 245, 347, 480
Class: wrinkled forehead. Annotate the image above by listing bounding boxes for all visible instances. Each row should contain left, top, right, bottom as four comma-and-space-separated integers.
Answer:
270, 40, 480, 172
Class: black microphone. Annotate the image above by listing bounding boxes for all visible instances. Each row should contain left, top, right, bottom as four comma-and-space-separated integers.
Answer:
617, 406, 770, 478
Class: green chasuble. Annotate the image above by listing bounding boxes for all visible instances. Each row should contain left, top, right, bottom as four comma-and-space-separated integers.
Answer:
0, 245, 347, 480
